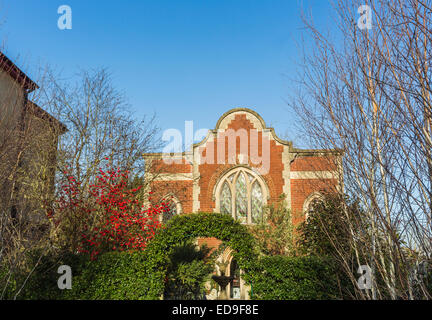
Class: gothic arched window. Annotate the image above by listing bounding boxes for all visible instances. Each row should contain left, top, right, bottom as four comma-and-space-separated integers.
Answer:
215, 167, 267, 224
161, 195, 181, 223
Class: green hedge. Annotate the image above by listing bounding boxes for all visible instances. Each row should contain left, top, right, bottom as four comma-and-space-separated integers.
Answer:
16, 213, 347, 300
63, 251, 156, 299
249, 255, 342, 300
19, 250, 156, 300
18, 212, 259, 300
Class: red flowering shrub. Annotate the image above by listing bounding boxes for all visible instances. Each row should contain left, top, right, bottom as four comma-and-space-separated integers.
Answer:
51, 164, 170, 259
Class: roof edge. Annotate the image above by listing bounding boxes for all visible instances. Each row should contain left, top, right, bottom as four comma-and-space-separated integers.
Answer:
0, 52, 38, 92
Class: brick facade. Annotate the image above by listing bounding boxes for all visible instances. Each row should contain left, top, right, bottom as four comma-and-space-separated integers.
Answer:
144, 108, 342, 300
143, 108, 342, 230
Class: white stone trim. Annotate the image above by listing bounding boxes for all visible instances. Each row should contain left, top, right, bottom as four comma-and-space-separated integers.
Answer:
150, 172, 193, 181
282, 145, 291, 209
289, 171, 337, 179
192, 146, 201, 212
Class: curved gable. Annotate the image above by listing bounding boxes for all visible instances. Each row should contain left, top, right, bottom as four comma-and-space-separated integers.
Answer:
194, 107, 292, 149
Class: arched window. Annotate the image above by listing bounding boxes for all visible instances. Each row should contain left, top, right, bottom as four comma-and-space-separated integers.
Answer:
303, 192, 324, 219
161, 195, 181, 223
215, 167, 267, 224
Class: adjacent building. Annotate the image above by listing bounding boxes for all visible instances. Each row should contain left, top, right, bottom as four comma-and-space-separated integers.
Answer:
0, 51, 66, 224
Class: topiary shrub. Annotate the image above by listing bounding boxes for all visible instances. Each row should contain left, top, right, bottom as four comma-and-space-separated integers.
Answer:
249, 255, 342, 300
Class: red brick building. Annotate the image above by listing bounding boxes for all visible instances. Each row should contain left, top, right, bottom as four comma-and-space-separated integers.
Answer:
143, 108, 342, 299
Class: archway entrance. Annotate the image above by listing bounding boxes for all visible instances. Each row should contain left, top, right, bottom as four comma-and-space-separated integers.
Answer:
143, 212, 258, 300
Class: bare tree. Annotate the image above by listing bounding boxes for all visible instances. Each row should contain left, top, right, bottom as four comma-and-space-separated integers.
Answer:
32, 67, 163, 251
290, 0, 432, 299
0, 60, 163, 298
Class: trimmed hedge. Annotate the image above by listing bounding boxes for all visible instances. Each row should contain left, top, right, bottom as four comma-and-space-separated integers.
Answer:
63, 251, 156, 299
249, 255, 342, 300
19, 250, 156, 300
17, 213, 346, 300
19, 212, 259, 300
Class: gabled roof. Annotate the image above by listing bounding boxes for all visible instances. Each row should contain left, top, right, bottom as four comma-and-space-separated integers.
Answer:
0, 50, 67, 134
0, 51, 38, 91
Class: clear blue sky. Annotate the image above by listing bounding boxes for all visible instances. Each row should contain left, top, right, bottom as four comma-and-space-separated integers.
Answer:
0, 0, 333, 148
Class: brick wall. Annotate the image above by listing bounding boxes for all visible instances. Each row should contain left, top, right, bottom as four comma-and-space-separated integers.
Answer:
145, 108, 341, 229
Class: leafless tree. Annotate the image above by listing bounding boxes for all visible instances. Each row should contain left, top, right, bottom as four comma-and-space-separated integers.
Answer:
32, 67, 164, 251
0, 53, 66, 299
290, 0, 432, 299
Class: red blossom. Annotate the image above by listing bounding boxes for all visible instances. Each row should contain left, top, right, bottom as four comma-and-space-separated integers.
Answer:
51, 164, 167, 259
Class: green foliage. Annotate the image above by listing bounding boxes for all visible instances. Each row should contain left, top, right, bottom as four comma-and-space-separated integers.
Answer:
16, 212, 259, 300
164, 242, 214, 300
143, 212, 260, 299
249, 194, 294, 256
297, 194, 363, 256
14, 211, 354, 300
19, 250, 157, 300
62, 251, 156, 299
12, 250, 83, 300
0, 264, 17, 299
249, 255, 342, 300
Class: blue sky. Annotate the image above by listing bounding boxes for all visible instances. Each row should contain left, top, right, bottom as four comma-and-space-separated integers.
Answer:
0, 0, 333, 148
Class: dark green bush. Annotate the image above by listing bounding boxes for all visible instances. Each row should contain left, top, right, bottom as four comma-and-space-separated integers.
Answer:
0, 264, 17, 299
249, 255, 343, 300
19, 250, 157, 300
62, 251, 157, 299
164, 242, 214, 300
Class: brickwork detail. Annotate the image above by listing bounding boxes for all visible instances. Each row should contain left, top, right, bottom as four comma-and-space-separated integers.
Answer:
143, 108, 342, 228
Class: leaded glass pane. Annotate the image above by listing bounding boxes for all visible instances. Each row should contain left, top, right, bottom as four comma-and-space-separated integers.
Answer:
228, 174, 234, 183
251, 181, 263, 223
235, 172, 247, 223
220, 182, 232, 214
247, 173, 254, 182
